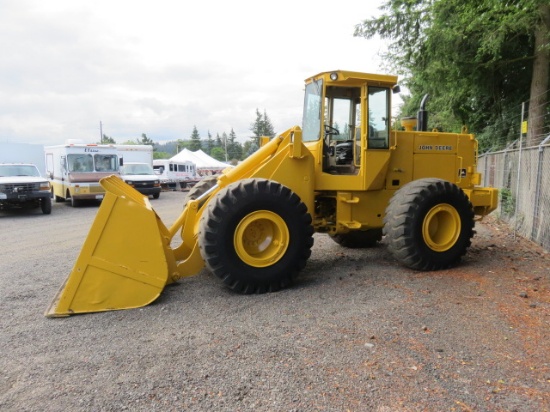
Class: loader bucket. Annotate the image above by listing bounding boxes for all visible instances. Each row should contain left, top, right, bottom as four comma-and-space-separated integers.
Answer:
45, 176, 177, 317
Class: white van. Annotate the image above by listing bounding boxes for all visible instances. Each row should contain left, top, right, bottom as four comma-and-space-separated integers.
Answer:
153, 159, 199, 190
119, 162, 161, 199
45, 143, 119, 206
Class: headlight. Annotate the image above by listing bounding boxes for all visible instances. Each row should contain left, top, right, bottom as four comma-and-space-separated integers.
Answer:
330, 72, 338, 81
126, 180, 133, 185
40, 182, 50, 191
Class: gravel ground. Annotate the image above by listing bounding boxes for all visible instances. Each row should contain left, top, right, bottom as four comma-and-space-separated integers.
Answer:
0, 191, 549, 412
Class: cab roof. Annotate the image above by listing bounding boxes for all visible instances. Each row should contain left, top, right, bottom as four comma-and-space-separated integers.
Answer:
305, 70, 398, 88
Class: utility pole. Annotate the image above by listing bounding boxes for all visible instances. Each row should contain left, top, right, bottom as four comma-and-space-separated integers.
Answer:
99, 121, 103, 144
224, 134, 228, 162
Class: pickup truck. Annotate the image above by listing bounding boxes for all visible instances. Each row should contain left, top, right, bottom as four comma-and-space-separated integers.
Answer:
0, 163, 52, 214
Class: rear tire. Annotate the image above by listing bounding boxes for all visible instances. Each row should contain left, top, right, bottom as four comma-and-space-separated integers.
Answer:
183, 175, 217, 208
330, 229, 382, 248
383, 178, 474, 270
52, 188, 63, 203
199, 178, 314, 293
153, 193, 160, 199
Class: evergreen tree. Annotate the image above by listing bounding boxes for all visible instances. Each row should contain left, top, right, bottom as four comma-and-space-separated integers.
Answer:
189, 125, 202, 151
215, 133, 223, 149
228, 128, 237, 145
226, 128, 243, 161
250, 109, 276, 147
137, 133, 154, 146
262, 110, 276, 137
175, 138, 191, 153
243, 141, 258, 158
100, 134, 116, 144
206, 131, 215, 155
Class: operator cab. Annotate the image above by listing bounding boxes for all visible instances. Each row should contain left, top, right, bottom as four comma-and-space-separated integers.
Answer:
302, 70, 394, 178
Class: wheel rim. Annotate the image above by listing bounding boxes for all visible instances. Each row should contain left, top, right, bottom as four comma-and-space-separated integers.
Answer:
422, 203, 461, 252
234, 210, 289, 267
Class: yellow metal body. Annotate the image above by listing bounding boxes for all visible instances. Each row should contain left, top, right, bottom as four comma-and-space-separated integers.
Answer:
46, 70, 498, 316
45, 177, 176, 316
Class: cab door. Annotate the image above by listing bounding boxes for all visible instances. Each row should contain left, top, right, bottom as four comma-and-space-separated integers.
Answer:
315, 84, 392, 192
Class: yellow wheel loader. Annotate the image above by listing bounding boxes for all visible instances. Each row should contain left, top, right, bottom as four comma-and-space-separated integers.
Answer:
45, 70, 498, 317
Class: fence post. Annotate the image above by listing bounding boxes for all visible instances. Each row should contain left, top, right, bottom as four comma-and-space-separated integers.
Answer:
514, 102, 525, 237
532, 135, 550, 242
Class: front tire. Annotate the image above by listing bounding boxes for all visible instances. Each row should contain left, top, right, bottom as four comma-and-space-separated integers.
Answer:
69, 194, 79, 207
199, 178, 314, 293
41, 196, 52, 214
383, 178, 474, 270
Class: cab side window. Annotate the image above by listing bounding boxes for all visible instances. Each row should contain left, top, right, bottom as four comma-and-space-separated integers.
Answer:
368, 87, 390, 149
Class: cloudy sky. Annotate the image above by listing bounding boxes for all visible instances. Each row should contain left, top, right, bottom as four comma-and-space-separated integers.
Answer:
1, 0, 390, 146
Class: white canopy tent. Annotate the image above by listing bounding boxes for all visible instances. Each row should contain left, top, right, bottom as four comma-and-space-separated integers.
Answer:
170, 148, 230, 176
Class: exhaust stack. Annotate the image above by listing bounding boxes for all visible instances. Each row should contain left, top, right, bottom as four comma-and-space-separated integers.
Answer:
417, 94, 430, 132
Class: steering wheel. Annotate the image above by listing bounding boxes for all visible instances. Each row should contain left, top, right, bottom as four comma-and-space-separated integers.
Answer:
324, 125, 340, 136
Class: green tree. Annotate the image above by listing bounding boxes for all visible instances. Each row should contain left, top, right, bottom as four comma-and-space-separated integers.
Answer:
242, 141, 258, 158
250, 109, 276, 148
100, 134, 116, 144
214, 133, 223, 149
226, 128, 243, 161
137, 133, 154, 146
210, 146, 226, 161
189, 126, 202, 151
175, 139, 191, 153
206, 130, 215, 155
153, 151, 171, 159
355, 0, 550, 149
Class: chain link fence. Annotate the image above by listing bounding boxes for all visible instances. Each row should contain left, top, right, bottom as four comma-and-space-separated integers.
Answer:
478, 138, 550, 251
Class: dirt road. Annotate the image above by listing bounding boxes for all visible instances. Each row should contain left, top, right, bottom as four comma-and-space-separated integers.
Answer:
0, 192, 548, 411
